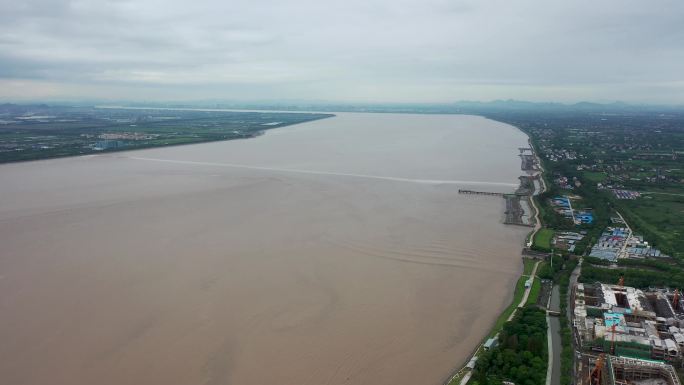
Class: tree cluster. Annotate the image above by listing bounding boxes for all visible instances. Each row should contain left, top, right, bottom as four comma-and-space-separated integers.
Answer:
472, 307, 547, 385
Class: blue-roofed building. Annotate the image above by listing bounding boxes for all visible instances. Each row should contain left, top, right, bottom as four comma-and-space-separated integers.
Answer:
576, 212, 594, 224
604, 312, 626, 328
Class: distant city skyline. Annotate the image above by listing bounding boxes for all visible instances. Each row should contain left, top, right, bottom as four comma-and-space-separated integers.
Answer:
1, 0, 683, 103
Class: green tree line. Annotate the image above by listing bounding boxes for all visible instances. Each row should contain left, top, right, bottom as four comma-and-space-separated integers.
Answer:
472, 307, 548, 385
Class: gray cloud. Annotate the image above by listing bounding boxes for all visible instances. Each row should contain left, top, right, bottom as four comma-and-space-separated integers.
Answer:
0, 0, 683, 103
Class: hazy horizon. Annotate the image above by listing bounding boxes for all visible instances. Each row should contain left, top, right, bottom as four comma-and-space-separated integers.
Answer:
3, 98, 684, 110
1, 0, 683, 104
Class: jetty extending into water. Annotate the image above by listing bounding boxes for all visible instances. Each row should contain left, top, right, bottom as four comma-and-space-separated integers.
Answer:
445, 141, 547, 385
457, 189, 505, 197
458, 173, 541, 227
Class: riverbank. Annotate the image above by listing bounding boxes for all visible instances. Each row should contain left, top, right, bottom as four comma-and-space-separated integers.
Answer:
0, 105, 335, 164
0, 112, 530, 385
445, 258, 541, 385
444, 126, 548, 385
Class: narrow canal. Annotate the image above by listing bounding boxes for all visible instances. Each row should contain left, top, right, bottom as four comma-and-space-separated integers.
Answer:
549, 285, 562, 385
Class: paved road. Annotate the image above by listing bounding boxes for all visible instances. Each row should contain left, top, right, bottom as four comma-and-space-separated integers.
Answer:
508, 260, 540, 321
526, 141, 547, 247
566, 195, 577, 224
615, 211, 633, 259
527, 195, 543, 247
449, 259, 542, 385
458, 370, 473, 385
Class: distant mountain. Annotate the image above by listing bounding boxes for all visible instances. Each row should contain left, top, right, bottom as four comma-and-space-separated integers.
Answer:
0, 103, 52, 114
2, 99, 683, 115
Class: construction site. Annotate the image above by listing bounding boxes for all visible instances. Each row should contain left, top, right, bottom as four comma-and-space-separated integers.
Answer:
574, 281, 684, 362
582, 354, 681, 385
503, 174, 542, 226
520, 147, 539, 172
573, 280, 684, 385
503, 194, 533, 226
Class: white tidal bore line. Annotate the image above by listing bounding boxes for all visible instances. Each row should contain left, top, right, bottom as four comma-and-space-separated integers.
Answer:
126, 156, 518, 188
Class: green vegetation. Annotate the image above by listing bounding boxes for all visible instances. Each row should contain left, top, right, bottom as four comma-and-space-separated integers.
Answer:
523, 258, 537, 276
490, 109, 683, 258
472, 306, 548, 385
532, 228, 554, 251
618, 193, 684, 255
582, 171, 607, 183
585, 255, 684, 270
488, 275, 528, 338
557, 258, 578, 385
580, 263, 684, 289
526, 277, 542, 305
447, 259, 539, 385
483, 107, 683, 385
537, 255, 563, 280
535, 191, 575, 232
0, 105, 333, 163
585, 339, 652, 361
533, 252, 577, 385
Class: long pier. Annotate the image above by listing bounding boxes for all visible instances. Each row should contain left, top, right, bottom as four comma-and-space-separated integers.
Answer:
457, 189, 505, 197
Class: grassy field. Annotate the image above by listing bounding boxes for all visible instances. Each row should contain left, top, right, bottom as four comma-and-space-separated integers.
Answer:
617, 193, 684, 257
526, 277, 542, 305
533, 228, 555, 251
582, 171, 607, 184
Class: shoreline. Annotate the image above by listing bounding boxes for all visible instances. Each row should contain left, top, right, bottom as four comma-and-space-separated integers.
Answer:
444, 125, 546, 385
0, 109, 335, 166
525, 137, 548, 245
0, 113, 543, 385
444, 257, 543, 385
1, 111, 533, 384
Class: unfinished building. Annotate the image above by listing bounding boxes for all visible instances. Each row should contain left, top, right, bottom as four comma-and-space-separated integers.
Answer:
583, 355, 681, 385
611, 356, 681, 385
574, 283, 684, 363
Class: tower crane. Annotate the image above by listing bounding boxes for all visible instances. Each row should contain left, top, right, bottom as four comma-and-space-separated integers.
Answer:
588, 354, 606, 385
673, 289, 680, 310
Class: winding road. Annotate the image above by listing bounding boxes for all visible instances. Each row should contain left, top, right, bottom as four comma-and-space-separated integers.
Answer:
526, 140, 547, 247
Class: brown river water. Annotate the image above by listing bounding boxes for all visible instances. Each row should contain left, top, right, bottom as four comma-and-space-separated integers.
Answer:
0, 112, 529, 385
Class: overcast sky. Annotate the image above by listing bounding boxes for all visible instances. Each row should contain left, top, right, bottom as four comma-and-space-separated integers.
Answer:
1, 0, 683, 104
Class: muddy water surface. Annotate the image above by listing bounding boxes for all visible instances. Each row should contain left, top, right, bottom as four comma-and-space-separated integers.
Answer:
0, 113, 528, 385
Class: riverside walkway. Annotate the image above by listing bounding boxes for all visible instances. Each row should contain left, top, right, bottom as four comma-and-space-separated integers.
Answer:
445, 260, 541, 385
508, 260, 540, 321
525, 141, 547, 247
447, 139, 548, 385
